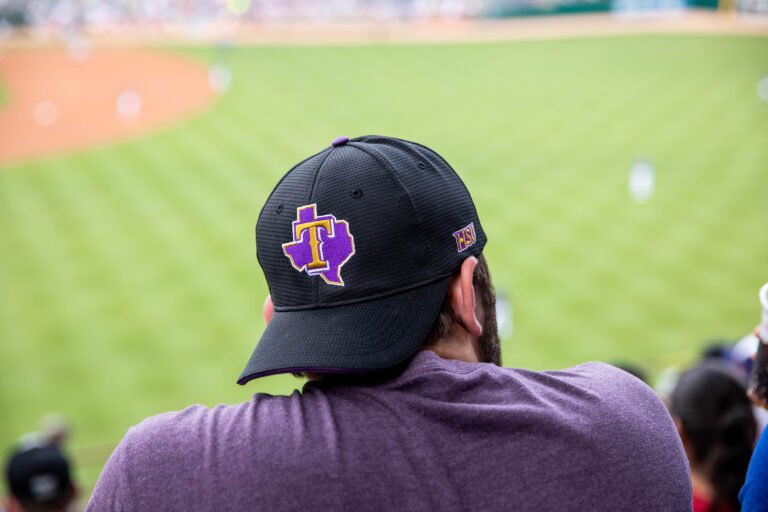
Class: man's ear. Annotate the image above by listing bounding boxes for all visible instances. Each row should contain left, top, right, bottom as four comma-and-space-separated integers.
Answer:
263, 295, 274, 325
449, 257, 482, 338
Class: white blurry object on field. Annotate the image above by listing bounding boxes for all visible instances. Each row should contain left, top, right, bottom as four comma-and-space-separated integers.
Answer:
116, 90, 142, 121
496, 293, 514, 338
33, 102, 58, 126
209, 63, 233, 95
66, 34, 92, 62
757, 76, 768, 104
628, 160, 655, 203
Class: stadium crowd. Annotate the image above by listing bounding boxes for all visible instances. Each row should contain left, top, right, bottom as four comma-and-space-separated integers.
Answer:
5, 136, 768, 511
1, 0, 483, 30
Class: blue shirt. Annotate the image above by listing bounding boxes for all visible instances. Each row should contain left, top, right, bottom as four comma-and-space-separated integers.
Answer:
741, 426, 768, 511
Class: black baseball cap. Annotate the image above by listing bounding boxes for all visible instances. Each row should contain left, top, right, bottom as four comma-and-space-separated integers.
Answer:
6, 444, 73, 506
238, 135, 486, 384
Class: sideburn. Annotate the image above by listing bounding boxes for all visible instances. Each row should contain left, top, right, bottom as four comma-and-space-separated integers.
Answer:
474, 254, 501, 366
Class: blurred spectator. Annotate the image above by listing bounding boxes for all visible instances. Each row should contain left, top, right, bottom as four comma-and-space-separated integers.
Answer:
699, 335, 768, 434
740, 414, 768, 510
670, 362, 757, 512
702, 338, 752, 384
3, 443, 77, 512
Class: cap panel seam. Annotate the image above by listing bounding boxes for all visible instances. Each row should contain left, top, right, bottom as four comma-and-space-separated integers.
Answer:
367, 135, 483, 218
386, 136, 487, 250
306, 147, 336, 305
346, 142, 437, 267
307, 147, 335, 203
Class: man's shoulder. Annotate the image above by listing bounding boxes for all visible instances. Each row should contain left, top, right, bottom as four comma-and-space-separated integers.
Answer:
566, 360, 652, 393
407, 354, 662, 421
117, 395, 296, 465
115, 404, 226, 469
502, 360, 659, 409
542, 362, 686, 464
126, 404, 212, 445
88, 396, 304, 511
133, 402, 236, 432
542, 361, 670, 424
411, 355, 674, 440
544, 360, 644, 385
497, 361, 679, 448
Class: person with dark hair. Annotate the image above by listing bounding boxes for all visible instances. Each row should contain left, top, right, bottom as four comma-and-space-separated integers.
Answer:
88, 135, 691, 511
4, 444, 77, 512
671, 362, 757, 512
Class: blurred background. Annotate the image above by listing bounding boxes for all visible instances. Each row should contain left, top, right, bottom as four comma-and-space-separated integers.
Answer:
1, 0, 767, 501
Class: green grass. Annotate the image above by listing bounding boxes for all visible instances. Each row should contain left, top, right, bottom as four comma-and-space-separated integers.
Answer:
1, 35, 767, 494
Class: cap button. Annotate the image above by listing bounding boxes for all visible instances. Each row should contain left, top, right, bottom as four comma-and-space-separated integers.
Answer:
331, 136, 349, 147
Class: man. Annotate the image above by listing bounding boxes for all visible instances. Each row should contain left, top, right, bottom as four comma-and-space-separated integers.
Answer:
88, 135, 691, 511
4, 443, 77, 512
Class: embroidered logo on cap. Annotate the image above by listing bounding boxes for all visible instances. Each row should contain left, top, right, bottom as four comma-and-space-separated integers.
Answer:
453, 223, 477, 253
282, 204, 355, 286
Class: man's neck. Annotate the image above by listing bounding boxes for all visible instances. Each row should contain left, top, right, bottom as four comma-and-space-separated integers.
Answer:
421, 335, 480, 364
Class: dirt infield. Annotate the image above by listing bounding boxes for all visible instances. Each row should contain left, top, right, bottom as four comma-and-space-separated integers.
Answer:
0, 48, 213, 165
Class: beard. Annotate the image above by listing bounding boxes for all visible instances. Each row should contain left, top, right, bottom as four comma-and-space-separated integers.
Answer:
478, 293, 501, 366
472, 253, 501, 366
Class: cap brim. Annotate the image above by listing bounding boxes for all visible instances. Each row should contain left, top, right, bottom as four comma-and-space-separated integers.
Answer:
238, 277, 450, 385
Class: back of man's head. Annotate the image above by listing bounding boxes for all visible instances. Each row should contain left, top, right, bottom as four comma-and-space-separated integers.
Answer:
238, 135, 498, 385
5, 444, 75, 512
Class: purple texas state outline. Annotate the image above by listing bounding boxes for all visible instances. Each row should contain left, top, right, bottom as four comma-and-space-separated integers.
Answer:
282, 204, 355, 286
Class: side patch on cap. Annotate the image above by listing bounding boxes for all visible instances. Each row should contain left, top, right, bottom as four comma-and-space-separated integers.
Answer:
453, 223, 477, 253
282, 204, 355, 286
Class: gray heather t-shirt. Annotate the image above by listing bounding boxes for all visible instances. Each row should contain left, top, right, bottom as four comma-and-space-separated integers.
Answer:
87, 352, 691, 511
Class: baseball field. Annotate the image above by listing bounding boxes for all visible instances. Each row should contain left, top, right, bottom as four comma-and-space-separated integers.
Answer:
1, 20, 768, 492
